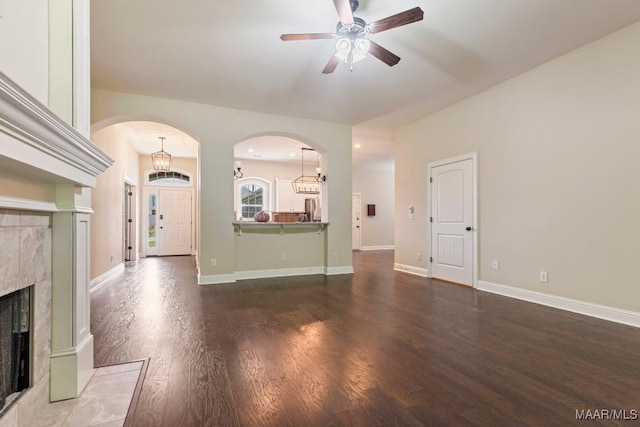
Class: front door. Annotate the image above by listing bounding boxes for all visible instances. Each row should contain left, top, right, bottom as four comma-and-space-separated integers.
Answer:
157, 189, 192, 256
430, 157, 474, 286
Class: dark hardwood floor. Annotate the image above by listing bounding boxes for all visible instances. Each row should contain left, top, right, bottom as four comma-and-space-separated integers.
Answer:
91, 251, 640, 426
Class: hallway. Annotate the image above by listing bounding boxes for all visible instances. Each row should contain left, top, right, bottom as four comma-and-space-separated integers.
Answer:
91, 251, 640, 426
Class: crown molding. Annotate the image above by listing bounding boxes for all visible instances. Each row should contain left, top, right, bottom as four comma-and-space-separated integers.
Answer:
0, 70, 113, 187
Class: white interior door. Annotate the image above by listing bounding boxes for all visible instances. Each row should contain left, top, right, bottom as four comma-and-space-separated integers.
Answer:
158, 189, 192, 256
430, 158, 474, 286
352, 193, 361, 250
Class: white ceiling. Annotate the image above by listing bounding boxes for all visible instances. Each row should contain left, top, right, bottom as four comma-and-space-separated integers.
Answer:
91, 0, 640, 167
115, 121, 199, 158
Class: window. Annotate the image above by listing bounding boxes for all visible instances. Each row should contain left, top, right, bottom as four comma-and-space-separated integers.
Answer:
147, 170, 191, 185
240, 184, 264, 219
235, 177, 271, 220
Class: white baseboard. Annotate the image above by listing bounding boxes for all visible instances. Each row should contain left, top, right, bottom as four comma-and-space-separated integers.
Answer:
199, 265, 354, 285
394, 263, 429, 278
90, 263, 124, 292
325, 266, 354, 275
236, 266, 325, 280
477, 280, 640, 328
198, 273, 236, 285
360, 245, 395, 251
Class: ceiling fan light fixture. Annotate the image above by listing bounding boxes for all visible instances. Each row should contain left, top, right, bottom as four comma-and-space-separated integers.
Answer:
334, 36, 369, 65
353, 38, 370, 60
280, 3, 424, 73
336, 37, 351, 54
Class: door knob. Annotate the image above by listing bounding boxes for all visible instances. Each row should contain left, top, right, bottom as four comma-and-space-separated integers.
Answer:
466, 226, 472, 231
160, 226, 164, 229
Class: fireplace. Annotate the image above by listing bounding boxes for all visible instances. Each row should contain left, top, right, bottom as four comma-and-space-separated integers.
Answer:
0, 209, 51, 422
0, 287, 31, 415
0, 66, 111, 421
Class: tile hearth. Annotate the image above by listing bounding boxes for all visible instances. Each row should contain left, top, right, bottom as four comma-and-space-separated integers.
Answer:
1, 361, 144, 427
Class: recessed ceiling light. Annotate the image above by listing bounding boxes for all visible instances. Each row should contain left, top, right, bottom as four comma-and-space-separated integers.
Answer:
290, 153, 296, 156
354, 144, 361, 148
248, 148, 255, 153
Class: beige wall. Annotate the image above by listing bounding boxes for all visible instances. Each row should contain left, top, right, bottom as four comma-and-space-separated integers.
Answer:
0, 0, 48, 104
395, 22, 640, 312
91, 90, 353, 281
353, 168, 395, 249
91, 125, 139, 278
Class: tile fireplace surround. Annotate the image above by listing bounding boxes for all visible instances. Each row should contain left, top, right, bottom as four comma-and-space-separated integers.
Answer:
0, 68, 112, 425
0, 210, 52, 423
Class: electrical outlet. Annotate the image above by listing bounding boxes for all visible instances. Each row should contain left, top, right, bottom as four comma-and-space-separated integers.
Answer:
281, 254, 287, 261
539, 271, 548, 282
332, 252, 338, 260
417, 252, 422, 261
492, 260, 499, 271
210, 258, 216, 267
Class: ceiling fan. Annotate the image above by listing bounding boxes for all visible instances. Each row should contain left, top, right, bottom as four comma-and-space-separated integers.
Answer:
280, 0, 424, 74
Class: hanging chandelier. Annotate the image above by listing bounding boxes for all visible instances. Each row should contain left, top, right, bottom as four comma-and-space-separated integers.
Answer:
152, 136, 172, 171
292, 148, 325, 194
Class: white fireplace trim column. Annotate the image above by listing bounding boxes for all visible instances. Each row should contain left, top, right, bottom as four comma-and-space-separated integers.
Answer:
50, 202, 94, 401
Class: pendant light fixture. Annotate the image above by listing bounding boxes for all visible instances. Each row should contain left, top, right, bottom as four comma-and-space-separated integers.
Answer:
152, 137, 172, 171
292, 148, 325, 194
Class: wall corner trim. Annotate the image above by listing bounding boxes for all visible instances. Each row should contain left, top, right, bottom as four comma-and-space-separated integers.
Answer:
477, 280, 640, 328
393, 263, 429, 278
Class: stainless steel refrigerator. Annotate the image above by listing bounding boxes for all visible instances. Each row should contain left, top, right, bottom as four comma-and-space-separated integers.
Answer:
305, 198, 321, 222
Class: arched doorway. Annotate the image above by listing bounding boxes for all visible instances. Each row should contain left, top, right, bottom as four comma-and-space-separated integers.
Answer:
89, 119, 200, 285
233, 134, 327, 223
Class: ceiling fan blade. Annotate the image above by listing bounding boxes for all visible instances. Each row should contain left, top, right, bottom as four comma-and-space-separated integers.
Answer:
332, 0, 354, 25
280, 33, 335, 41
322, 55, 341, 74
368, 41, 400, 66
367, 7, 424, 34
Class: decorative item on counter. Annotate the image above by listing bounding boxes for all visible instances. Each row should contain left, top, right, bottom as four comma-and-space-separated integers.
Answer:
254, 210, 270, 222
298, 213, 307, 222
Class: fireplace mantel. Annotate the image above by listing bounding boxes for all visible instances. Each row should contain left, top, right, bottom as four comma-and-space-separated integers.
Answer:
0, 70, 112, 189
